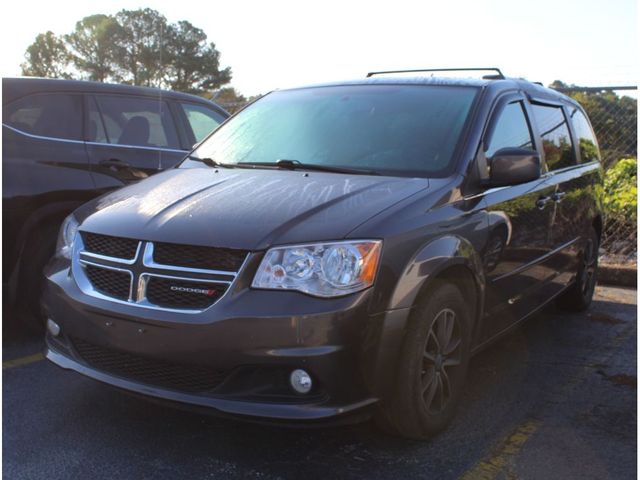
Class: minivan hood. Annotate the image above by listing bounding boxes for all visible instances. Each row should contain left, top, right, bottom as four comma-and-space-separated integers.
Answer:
78, 168, 430, 250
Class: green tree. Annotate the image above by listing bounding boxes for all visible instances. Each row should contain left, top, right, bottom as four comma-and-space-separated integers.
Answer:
21, 31, 71, 78
208, 87, 246, 112
164, 21, 232, 93
65, 15, 119, 82
20, 9, 233, 94
206, 88, 262, 113
110, 8, 169, 86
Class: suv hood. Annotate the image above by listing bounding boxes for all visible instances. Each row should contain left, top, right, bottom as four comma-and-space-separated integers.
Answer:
78, 168, 430, 250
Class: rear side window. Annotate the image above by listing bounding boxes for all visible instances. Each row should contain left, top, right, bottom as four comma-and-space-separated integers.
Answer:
531, 104, 576, 171
4, 93, 82, 141
486, 101, 534, 157
91, 95, 180, 149
569, 108, 600, 163
180, 103, 226, 143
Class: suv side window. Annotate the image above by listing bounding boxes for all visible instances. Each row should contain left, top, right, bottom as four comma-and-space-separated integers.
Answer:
531, 104, 576, 171
4, 93, 83, 141
569, 108, 600, 163
485, 101, 534, 157
91, 95, 180, 149
180, 103, 226, 143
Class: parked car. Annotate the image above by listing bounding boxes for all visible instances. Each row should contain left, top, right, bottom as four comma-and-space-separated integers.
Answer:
2, 77, 228, 329
42, 69, 603, 439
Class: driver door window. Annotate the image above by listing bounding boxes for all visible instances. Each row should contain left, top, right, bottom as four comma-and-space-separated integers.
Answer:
486, 101, 534, 157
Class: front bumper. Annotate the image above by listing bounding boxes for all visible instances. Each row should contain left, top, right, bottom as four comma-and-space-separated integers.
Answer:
42, 260, 411, 422
45, 345, 376, 421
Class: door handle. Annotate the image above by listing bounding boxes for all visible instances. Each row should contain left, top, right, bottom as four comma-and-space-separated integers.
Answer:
99, 158, 131, 170
536, 196, 552, 210
551, 191, 566, 203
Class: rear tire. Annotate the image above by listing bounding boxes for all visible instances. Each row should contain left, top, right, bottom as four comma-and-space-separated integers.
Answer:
16, 225, 59, 333
557, 226, 599, 312
375, 281, 472, 439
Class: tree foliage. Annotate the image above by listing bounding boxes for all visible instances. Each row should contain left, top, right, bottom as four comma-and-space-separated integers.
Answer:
20, 31, 71, 78
21, 9, 232, 94
165, 21, 231, 93
603, 158, 637, 224
65, 15, 118, 82
110, 8, 168, 86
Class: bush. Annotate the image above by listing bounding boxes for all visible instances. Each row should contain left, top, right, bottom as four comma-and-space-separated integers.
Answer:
603, 158, 637, 224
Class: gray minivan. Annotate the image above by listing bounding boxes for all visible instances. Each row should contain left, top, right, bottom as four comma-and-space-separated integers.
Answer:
42, 69, 603, 438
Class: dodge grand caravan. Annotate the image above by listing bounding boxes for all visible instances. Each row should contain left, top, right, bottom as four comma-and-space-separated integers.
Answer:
42, 69, 603, 439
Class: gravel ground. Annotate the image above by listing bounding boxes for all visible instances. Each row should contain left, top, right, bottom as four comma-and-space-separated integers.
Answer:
3, 285, 636, 479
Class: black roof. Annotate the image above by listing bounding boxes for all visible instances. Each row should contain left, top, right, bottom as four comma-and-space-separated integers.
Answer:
285, 75, 578, 107
2, 77, 224, 109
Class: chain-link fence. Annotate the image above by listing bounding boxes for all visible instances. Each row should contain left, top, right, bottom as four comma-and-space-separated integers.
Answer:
218, 85, 638, 267
555, 86, 637, 266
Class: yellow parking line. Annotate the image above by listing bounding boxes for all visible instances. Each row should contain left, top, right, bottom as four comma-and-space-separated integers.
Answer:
461, 313, 635, 480
459, 419, 541, 480
3, 352, 45, 370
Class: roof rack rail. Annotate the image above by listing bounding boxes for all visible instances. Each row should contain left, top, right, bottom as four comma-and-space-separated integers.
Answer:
366, 68, 505, 80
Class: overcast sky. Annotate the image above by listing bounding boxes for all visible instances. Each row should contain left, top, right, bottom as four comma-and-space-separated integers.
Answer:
1, 0, 637, 96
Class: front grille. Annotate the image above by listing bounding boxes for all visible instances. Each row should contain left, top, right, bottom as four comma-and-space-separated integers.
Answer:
72, 338, 227, 393
83, 232, 139, 259
146, 277, 228, 310
153, 242, 248, 272
84, 265, 130, 300
76, 235, 245, 311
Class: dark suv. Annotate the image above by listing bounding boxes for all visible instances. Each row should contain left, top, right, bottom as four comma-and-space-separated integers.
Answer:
42, 69, 603, 438
3, 77, 228, 329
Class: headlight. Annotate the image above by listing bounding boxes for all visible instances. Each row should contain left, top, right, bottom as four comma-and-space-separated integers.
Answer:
252, 240, 382, 297
55, 214, 79, 259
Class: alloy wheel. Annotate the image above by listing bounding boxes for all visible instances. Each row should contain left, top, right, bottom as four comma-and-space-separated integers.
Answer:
421, 308, 462, 414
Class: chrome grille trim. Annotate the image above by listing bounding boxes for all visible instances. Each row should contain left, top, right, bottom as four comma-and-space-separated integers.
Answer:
79, 241, 142, 265
78, 259, 135, 302
72, 233, 247, 313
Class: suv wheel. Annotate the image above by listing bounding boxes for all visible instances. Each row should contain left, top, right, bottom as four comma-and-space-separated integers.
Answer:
17, 224, 59, 333
557, 226, 599, 312
376, 281, 471, 439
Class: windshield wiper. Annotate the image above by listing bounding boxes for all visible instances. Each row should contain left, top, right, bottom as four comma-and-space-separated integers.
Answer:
237, 159, 379, 175
186, 155, 235, 168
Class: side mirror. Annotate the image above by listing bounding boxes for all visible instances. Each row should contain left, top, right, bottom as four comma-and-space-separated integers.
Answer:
487, 147, 541, 187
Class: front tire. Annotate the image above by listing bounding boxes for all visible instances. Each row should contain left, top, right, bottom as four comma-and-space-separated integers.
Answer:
375, 282, 472, 439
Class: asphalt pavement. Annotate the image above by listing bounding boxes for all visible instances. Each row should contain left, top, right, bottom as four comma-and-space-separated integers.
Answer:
2, 285, 637, 479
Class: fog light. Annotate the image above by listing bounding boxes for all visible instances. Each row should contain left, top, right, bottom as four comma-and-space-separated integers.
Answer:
290, 369, 313, 394
47, 319, 60, 337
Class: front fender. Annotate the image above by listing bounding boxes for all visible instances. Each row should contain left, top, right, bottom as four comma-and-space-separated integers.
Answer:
387, 234, 485, 311
361, 235, 486, 399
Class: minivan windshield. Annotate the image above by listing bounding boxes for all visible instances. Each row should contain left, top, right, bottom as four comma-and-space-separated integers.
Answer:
184, 84, 478, 177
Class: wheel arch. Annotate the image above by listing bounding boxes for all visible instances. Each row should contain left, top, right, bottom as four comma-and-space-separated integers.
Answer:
387, 235, 485, 336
